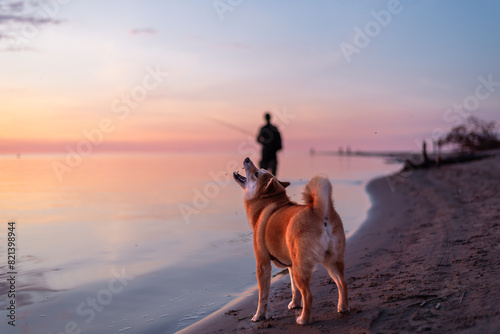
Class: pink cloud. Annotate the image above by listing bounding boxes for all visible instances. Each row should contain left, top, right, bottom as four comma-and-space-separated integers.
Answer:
129, 28, 156, 35
213, 42, 252, 50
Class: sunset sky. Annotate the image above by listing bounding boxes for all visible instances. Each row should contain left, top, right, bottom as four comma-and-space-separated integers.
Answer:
1, 0, 499, 154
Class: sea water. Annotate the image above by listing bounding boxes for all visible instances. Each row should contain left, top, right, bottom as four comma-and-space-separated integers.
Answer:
0, 152, 400, 333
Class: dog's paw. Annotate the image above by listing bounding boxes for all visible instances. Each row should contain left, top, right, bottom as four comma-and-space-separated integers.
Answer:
288, 301, 302, 309
296, 315, 309, 325
251, 313, 266, 322
337, 306, 350, 315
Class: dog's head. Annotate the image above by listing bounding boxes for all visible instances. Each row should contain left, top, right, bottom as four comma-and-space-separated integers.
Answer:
233, 157, 290, 201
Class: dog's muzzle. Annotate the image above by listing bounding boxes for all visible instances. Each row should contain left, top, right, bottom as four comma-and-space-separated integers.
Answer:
233, 157, 252, 187
233, 171, 246, 183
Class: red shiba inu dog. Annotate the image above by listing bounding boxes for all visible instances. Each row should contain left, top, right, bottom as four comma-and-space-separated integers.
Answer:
233, 157, 348, 325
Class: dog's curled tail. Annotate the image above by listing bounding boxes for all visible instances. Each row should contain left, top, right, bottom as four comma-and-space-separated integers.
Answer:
302, 175, 333, 218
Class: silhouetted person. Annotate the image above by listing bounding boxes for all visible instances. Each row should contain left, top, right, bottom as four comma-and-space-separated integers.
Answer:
422, 140, 430, 164
257, 113, 282, 176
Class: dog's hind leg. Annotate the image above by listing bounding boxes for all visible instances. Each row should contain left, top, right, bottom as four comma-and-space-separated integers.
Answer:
291, 265, 314, 324
288, 267, 302, 309
323, 256, 349, 314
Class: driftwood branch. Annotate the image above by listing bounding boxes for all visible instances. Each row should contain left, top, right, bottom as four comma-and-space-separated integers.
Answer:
460, 291, 466, 304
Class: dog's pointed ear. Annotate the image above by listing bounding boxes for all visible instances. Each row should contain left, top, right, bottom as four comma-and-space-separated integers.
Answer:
279, 180, 290, 188
263, 178, 276, 194
263, 178, 289, 194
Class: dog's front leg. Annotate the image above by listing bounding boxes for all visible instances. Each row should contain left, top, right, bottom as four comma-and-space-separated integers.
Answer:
253, 261, 272, 321
288, 267, 302, 309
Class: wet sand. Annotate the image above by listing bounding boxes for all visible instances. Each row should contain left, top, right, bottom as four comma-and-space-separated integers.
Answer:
180, 153, 500, 333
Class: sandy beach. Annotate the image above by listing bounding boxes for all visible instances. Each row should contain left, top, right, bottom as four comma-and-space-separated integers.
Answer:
181, 152, 500, 333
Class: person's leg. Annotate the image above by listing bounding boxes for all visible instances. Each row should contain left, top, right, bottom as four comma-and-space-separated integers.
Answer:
260, 158, 277, 176
269, 159, 277, 176
259, 159, 268, 170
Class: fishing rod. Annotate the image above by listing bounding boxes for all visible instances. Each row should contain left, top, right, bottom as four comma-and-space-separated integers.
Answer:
203, 116, 255, 137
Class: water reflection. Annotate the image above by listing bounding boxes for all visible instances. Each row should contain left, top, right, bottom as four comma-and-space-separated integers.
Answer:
0, 152, 400, 295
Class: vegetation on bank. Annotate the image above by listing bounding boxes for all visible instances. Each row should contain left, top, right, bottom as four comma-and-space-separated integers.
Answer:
439, 116, 500, 152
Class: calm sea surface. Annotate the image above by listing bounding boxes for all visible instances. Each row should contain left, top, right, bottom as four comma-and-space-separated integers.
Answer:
0, 152, 400, 333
